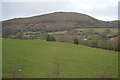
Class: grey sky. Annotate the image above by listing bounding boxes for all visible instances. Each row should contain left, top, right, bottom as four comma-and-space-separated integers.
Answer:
1, 0, 119, 21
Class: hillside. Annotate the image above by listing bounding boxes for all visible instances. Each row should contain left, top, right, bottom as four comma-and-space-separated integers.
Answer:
2, 12, 118, 36
3, 39, 118, 78
2, 12, 119, 51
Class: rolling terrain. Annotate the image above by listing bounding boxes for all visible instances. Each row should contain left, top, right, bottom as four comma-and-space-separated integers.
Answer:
2, 12, 118, 38
2, 12, 119, 51
2, 12, 119, 78
2, 39, 118, 78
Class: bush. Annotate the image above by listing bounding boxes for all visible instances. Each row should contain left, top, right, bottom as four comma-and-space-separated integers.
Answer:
74, 38, 79, 45
47, 35, 56, 41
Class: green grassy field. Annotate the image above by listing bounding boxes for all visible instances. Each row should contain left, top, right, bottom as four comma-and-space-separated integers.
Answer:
2, 39, 118, 78
74, 28, 118, 33
48, 31, 68, 35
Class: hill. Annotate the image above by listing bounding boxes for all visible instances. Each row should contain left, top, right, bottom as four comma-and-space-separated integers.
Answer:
2, 12, 118, 36
2, 39, 118, 78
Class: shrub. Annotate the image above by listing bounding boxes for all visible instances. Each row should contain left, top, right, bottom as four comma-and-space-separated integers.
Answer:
47, 35, 56, 41
74, 38, 79, 45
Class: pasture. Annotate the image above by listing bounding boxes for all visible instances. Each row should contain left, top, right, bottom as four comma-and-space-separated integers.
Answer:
2, 39, 118, 78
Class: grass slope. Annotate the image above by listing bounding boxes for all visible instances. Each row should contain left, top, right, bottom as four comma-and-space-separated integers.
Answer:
2, 39, 118, 78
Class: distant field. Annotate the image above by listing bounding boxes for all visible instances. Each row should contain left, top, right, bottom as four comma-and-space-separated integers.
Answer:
48, 31, 68, 35
2, 39, 118, 78
75, 28, 118, 33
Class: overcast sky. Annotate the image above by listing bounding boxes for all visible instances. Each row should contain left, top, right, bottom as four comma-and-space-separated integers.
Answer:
1, 0, 119, 21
